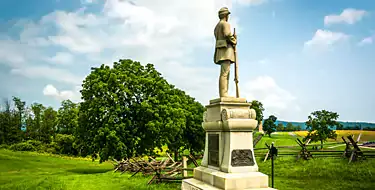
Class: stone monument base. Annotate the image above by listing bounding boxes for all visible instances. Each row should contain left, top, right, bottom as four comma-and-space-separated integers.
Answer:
182, 97, 276, 190
181, 166, 276, 190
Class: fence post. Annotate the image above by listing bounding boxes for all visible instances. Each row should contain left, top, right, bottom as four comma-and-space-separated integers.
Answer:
270, 142, 278, 188
182, 156, 188, 177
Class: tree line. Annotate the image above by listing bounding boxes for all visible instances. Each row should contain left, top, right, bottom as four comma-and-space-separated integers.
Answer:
0, 59, 205, 162
342, 125, 375, 131
276, 122, 302, 132
0, 97, 80, 155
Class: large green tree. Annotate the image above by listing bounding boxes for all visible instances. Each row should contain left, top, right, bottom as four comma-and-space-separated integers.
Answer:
0, 99, 11, 144
56, 100, 79, 135
305, 110, 342, 149
28, 103, 45, 141
250, 100, 264, 130
0, 104, 4, 144
182, 98, 205, 156
263, 115, 277, 137
40, 107, 57, 143
12, 97, 26, 131
78, 59, 202, 162
0, 98, 22, 144
166, 88, 205, 160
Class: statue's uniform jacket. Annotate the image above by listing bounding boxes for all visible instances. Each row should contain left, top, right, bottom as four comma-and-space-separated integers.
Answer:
214, 20, 237, 64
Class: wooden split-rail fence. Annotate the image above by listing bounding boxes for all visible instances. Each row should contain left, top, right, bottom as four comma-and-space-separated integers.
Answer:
113, 153, 199, 184
255, 134, 375, 163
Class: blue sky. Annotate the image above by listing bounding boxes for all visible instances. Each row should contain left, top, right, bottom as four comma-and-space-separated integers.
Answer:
0, 0, 374, 122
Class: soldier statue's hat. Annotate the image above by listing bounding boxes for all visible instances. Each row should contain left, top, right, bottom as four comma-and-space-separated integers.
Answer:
218, 7, 230, 16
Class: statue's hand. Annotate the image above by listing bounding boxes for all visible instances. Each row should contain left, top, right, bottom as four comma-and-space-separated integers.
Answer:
232, 37, 237, 46
227, 34, 237, 46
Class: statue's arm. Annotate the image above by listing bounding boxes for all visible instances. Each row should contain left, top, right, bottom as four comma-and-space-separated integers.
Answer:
223, 23, 237, 45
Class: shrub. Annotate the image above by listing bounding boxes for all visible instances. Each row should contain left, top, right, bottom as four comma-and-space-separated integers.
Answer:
26, 140, 43, 148
54, 134, 77, 155
0, 144, 9, 149
9, 142, 35, 151
37, 143, 57, 154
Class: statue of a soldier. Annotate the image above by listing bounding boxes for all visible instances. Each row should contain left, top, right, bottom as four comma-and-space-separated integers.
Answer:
214, 7, 237, 97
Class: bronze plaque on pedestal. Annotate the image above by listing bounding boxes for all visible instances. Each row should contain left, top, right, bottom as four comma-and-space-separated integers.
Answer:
231, 149, 255, 166
208, 134, 219, 167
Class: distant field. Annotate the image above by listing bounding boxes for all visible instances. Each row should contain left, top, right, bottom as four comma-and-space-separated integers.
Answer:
294, 130, 375, 142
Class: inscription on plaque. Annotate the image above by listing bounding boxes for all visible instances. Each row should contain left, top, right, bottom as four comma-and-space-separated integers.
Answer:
231, 149, 255, 167
186, 185, 202, 190
208, 134, 219, 167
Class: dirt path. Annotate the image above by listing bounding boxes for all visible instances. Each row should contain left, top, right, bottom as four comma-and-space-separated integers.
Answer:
360, 146, 375, 150
288, 132, 296, 136
327, 144, 346, 149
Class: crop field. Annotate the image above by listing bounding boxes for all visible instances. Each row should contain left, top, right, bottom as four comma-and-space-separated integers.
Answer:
294, 130, 375, 142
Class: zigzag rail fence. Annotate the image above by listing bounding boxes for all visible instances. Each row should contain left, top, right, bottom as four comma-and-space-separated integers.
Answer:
113, 134, 375, 185
254, 135, 375, 163
112, 153, 202, 185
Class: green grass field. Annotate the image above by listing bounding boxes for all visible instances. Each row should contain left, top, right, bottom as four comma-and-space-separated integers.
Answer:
0, 149, 180, 190
1, 131, 375, 190
255, 132, 299, 148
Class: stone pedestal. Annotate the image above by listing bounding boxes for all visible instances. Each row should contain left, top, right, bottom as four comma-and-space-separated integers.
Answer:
182, 97, 276, 190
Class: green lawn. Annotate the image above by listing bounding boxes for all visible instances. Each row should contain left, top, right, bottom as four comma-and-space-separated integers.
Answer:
0, 149, 180, 190
257, 157, 375, 190
1, 132, 375, 190
255, 132, 299, 148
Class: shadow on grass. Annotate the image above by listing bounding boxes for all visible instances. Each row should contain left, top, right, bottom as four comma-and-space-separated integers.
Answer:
67, 168, 112, 174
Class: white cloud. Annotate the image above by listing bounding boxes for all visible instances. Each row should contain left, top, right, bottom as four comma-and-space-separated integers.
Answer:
358, 35, 374, 46
241, 75, 298, 119
10, 66, 83, 85
0, 38, 34, 67
324, 8, 367, 26
43, 84, 81, 102
304, 29, 349, 47
46, 52, 74, 65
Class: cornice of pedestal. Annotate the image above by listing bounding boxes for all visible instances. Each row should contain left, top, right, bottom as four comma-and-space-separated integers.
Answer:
202, 119, 258, 132
203, 97, 257, 127
207, 97, 251, 108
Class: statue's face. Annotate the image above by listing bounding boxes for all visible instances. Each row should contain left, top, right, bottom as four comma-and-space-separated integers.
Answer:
219, 13, 229, 21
